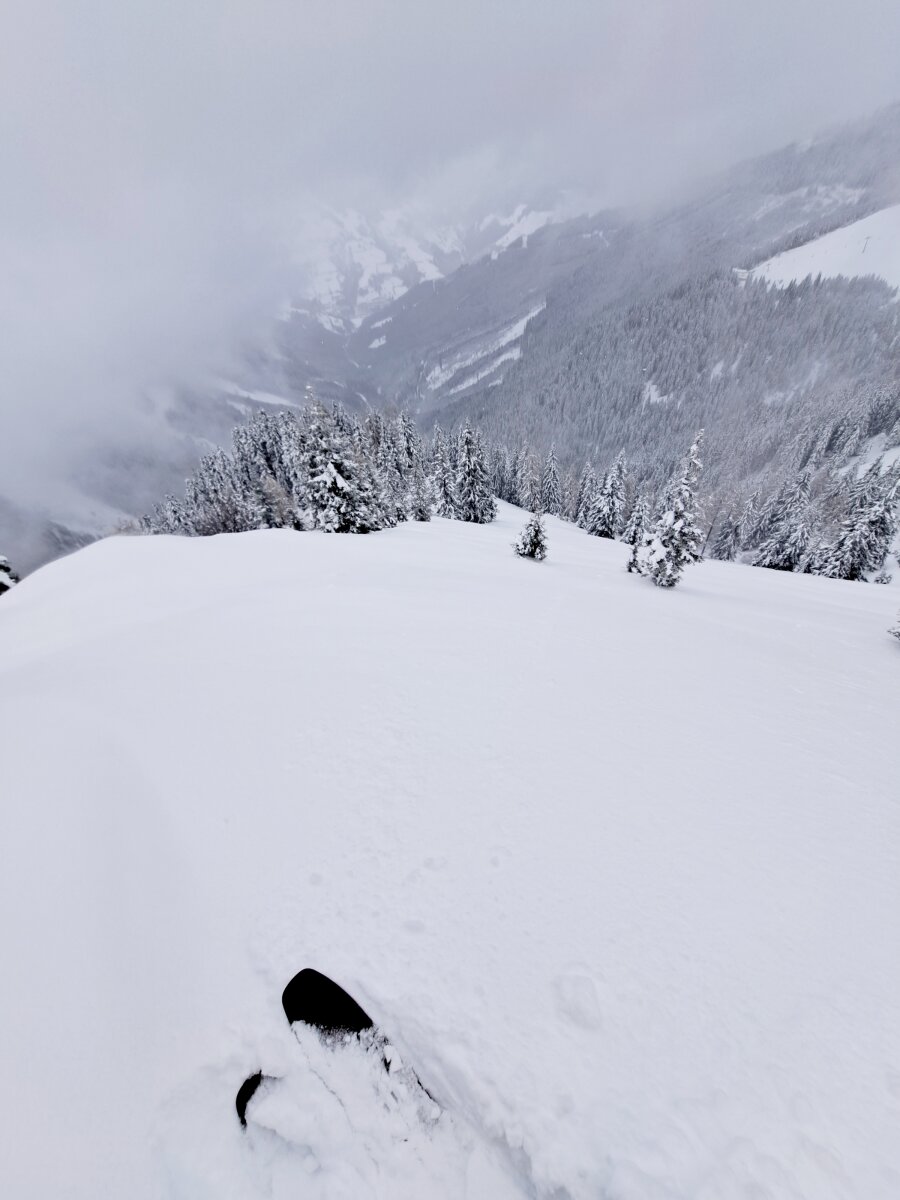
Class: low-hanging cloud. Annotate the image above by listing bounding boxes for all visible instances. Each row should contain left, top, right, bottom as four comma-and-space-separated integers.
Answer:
2, 0, 900, 508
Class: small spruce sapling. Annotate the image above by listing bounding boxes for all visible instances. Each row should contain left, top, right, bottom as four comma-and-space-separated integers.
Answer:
514, 511, 548, 561
632, 432, 704, 588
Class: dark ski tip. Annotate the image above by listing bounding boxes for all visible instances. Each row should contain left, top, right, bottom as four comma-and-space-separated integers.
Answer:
282, 968, 374, 1037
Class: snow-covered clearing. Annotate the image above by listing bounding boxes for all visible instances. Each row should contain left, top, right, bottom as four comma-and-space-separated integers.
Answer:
641, 379, 670, 406
447, 346, 521, 395
426, 303, 544, 391
1, 505, 898, 1199
218, 381, 301, 410
752, 204, 900, 292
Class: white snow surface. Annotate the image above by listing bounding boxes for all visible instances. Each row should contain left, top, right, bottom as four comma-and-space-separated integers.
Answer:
752, 184, 865, 224
752, 204, 900, 292
447, 347, 521, 395
426, 303, 544, 392
641, 380, 670, 407
2, 506, 899, 1199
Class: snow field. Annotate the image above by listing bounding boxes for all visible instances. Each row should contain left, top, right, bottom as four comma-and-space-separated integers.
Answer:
752, 204, 900, 292
1, 505, 898, 1198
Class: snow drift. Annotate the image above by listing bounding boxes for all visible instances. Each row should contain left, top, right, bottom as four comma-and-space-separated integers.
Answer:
1, 505, 898, 1199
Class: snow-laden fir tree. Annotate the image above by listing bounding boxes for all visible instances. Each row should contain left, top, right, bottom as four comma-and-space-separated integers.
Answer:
303, 405, 383, 533
710, 511, 741, 561
257, 474, 297, 529
632, 432, 704, 588
526, 451, 544, 513
514, 511, 548, 560
397, 411, 423, 475
408, 461, 432, 522
505, 447, 524, 507
625, 491, 653, 574
738, 490, 760, 550
540, 446, 563, 516
574, 462, 598, 528
489, 445, 509, 502
817, 478, 897, 581
455, 423, 497, 523
611, 451, 630, 530
585, 472, 611, 537
364, 411, 385, 459
185, 447, 261, 535
746, 470, 809, 551
622, 491, 651, 548
586, 453, 627, 539
753, 508, 811, 572
562, 466, 580, 521
376, 425, 408, 526
0, 554, 19, 595
430, 425, 457, 518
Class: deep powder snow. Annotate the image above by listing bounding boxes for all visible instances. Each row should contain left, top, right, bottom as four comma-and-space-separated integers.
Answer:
1, 505, 898, 1198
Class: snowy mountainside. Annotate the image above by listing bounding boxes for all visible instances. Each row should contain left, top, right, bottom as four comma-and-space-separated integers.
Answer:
437, 107, 900, 491
750, 203, 900, 291
2, 508, 899, 1199
357, 104, 900, 417
286, 201, 569, 335
7, 105, 900, 576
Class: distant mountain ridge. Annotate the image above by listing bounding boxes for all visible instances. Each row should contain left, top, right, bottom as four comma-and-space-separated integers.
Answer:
284, 201, 567, 335
5, 103, 900, 573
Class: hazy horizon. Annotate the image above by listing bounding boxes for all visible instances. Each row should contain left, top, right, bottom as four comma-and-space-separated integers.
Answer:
2, 0, 900, 508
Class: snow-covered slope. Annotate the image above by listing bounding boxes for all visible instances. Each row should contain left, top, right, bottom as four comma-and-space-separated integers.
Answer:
288, 202, 570, 334
2, 508, 898, 1199
752, 204, 900, 291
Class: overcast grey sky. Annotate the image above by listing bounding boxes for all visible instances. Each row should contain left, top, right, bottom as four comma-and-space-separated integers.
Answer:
2, 0, 900, 501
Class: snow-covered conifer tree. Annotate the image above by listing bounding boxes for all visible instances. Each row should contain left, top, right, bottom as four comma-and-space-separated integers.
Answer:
748, 471, 809, 550
408, 462, 432, 522
632, 432, 704, 588
522, 452, 542, 512
397, 412, 422, 476
456, 423, 497, 523
303, 405, 383, 533
514, 511, 548, 560
738, 490, 760, 549
586, 452, 628, 538
540, 447, 563, 516
575, 463, 598, 528
817, 480, 897, 581
364, 411, 385, 460
504, 447, 523, 507
376, 426, 408, 525
489, 445, 508, 502
753, 509, 811, 572
188, 448, 260, 535
431, 424, 458, 518
622, 492, 650, 548
710, 512, 741, 561
610, 451, 629, 534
